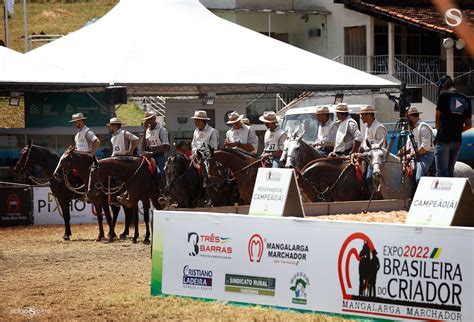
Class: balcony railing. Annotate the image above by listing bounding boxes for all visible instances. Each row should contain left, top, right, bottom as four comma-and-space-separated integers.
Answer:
341, 55, 473, 87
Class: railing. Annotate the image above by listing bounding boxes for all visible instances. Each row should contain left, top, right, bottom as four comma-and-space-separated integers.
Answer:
27, 34, 63, 51
130, 96, 166, 117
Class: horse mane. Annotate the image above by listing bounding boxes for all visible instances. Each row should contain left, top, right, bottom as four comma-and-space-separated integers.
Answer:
219, 148, 256, 161
31, 144, 60, 158
301, 157, 348, 173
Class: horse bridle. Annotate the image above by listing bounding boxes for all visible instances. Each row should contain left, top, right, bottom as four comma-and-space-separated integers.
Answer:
16, 146, 32, 174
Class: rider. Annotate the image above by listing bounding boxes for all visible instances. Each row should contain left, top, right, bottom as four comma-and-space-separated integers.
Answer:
312, 106, 337, 156
190, 110, 219, 156
357, 105, 388, 189
224, 111, 258, 156
70, 113, 100, 155
329, 103, 362, 157
107, 117, 139, 156
260, 111, 287, 168
403, 106, 435, 184
142, 111, 170, 173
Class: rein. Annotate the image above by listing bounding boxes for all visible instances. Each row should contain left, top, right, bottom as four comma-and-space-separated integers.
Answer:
62, 168, 87, 195
230, 158, 263, 176
17, 146, 32, 174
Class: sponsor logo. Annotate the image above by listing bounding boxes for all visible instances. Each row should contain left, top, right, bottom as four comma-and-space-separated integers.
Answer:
290, 272, 310, 305
444, 8, 463, 27
182, 265, 213, 290
225, 274, 276, 296
248, 234, 309, 265
248, 234, 264, 262
338, 232, 464, 321
65, 104, 75, 113
6, 194, 21, 213
430, 179, 452, 191
37, 192, 88, 216
187, 232, 232, 260
29, 104, 40, 115
265, 170, 281, 181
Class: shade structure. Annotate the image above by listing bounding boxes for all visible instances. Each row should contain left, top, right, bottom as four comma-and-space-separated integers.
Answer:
1, 0, 398, 95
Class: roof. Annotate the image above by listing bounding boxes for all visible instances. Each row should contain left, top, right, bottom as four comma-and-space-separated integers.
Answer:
0, 0, 396, 95
339, 0, 474, 35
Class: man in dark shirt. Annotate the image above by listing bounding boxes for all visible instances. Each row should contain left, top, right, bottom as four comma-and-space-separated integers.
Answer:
435, 75, 472, 177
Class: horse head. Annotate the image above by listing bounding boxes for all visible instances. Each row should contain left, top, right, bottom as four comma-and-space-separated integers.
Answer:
366, 140, 387, 188
53, 145, 76, 178
13, 142, 34, 174
86, 157, 100, 198
281, 129, 306, 169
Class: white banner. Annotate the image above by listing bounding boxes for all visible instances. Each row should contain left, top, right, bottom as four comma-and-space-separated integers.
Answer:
152, 211, 474, 321
32, 186, 149, 225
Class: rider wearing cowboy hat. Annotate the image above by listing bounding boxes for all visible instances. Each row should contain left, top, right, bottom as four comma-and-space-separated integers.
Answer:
260, 111, 287, 168
70, 113, 100, 155
313, 106, 337, 156
359, 105, 387, 150
107, 117, 139, 156
142, 111, 170, 172
329, 103, 363, 157
224, 111, 258, 156
190, 110, 219, 156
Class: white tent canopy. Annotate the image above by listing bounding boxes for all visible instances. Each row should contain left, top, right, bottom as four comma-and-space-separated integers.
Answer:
2, 0, 397, 94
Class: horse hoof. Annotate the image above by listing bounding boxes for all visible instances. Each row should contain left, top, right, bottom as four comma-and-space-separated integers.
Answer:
96, 236, 105, 242
63, 235, 70, 241
132, 238, 138, 244
143, 239, 150, 245
119, 234, 127, 240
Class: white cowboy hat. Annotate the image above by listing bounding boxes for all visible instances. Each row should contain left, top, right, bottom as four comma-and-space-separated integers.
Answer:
69, 113, 87, 123
143, 111, 157, 121
259, 111, 280, 123
316, 106, 330, 114
407, 106, 423, 115
335, 103, 349, 113
226, 111, 244, 125
106, 117, 122, 126
358, 105, 377, 114
190, 110, 211, 120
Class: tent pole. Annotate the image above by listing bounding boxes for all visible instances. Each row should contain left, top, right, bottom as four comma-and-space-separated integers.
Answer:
23, 0, 28, 52
3, 3, 8, 47
267, 12, 271, 37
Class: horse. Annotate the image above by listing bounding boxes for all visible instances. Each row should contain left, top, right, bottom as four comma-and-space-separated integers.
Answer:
53, 146, 132, 241
164, 152, 201, 208
280, 131, 327, 169
299, 157, 368, 202
213, 148, 262, 204
196, 147, 236, 207
13, 142, 80, 240
88, 156, 162, 244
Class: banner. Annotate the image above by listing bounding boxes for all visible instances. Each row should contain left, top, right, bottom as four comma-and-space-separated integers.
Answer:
151, 211, 474, 321
0, 186, 31, 227
32, 186, 148, 225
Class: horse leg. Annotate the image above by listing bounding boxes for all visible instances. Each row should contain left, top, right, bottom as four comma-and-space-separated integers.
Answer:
94, 202, 105, 241
132, 203, 139, 243
59, 199, 72, 240
120, 206, 132, 239
111, 204, 120, 229
142, 199, 151, 245
102, 201, 116, 241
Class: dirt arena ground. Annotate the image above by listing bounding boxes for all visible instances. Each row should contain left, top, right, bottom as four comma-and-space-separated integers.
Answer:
0, 211, 407, 321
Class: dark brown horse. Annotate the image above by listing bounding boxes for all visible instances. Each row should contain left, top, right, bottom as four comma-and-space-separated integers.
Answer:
164, 152, 201, 208
299, 158, 368, 202
197, 147, 236, 207
53, 146, 133, 241
88, 156, 162, 243
13, 143, 81, 240
213, 148, 262, 204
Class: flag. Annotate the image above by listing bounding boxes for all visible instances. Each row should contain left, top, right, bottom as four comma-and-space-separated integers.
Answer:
5, 0, 15, 14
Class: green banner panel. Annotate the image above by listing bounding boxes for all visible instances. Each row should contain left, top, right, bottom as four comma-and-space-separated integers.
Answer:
24, 92, 110, 127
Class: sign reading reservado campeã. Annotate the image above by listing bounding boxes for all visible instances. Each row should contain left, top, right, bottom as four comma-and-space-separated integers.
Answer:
151, 211, 474, 321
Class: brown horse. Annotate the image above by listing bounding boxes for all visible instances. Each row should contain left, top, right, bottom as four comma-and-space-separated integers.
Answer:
299, 158, 368, 202
53, 146, 132, 241
213, 148, 262, 204
88, 156, 162, 244
13, 143, 81, 240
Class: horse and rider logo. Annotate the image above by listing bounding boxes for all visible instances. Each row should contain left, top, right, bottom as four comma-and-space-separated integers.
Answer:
248, 234, 264, 263
188, 232, 199, 256
338, 232, 380, 300
290, 272, 310, 305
